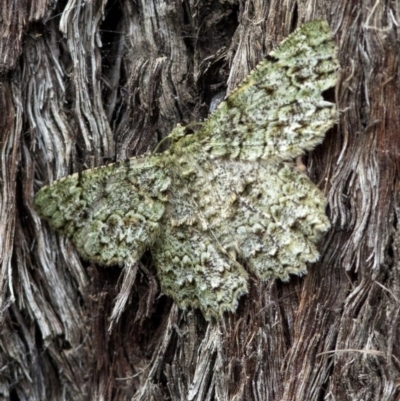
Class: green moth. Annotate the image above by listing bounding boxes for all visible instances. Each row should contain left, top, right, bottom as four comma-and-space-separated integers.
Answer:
35, 20, 338, 319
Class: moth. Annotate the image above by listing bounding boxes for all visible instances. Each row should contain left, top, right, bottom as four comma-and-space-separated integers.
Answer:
34, 20, 338, 319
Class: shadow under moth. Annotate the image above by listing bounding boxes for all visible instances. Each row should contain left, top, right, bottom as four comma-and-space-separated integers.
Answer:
34, 20, 338, 320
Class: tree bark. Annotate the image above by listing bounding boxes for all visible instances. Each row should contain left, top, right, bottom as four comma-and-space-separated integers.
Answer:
1, 0, 399, 400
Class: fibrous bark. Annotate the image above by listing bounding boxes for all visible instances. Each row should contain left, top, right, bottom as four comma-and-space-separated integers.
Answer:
1, 1, 399, 400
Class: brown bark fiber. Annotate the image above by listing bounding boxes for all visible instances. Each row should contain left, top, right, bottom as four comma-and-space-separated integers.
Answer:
1, 0, 400, 400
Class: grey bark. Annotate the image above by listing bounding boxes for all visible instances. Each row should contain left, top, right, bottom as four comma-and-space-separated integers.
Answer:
1, 0, 400, 400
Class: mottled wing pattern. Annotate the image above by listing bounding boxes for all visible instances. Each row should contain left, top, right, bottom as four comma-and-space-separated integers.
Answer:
153, 223, 249, 320
34, 156, 170, 266
34, 20, 337, 320
152, 155, 330, 317
207, 159, 330, 280
196, 19, 337, 161
152, 20, 336, 316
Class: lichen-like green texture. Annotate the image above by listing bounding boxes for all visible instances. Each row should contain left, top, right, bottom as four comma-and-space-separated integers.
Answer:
34, 20, 338, 319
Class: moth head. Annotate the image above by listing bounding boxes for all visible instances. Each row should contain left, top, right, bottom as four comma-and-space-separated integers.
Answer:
169, 124, 186, 143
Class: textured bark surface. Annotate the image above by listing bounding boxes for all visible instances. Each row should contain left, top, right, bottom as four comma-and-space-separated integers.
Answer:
1, 0, 400, 400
